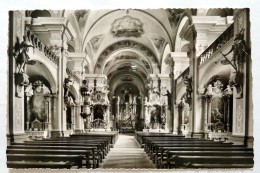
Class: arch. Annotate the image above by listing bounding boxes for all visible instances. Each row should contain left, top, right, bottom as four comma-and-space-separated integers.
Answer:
31, 10, 51, 18
26, 60, 57, 93
84, 54, 94, 74
106, 61, 149, 78
82, 9, 173, 50
176, 83, 186, 102
199, 62, 232, 90
103, 49, 153, 75
69, 85, 79, 101
161, 43, 171, 74
29, 75, 52, 93
109, 73, 146, 97
95, 40, 158, 74
206, 9, 233, 17
174, 16, 189, 52
181, 44, 189, 52
67, 44, 75, 52
66, 11, 83, 52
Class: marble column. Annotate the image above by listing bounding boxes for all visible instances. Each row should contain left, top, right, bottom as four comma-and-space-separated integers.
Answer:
144, 106, 149, 128
226, 95, 231, 132
25, 95, 31, 131
44, 96, 51, 132
71, 106, 76, 132
74, 102, 84, 133
203, 96, 208, 131
50, 93, 62, 137
207, 96, 213, 131
106, 106, 111, 130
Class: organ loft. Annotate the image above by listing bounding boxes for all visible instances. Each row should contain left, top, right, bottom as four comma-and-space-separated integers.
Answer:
6, 8, 254, 169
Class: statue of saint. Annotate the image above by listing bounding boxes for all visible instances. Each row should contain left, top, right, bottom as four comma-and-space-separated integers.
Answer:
13, 36, 35, 73
64, 76, 74, 97
163, 90, 172, 110
184, 76, 192, 103
221, 28, 249, 72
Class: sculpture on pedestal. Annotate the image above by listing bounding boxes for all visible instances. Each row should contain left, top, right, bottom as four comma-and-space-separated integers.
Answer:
13, 36, 35, 73
64, 76, 74, 98
221, 28, 249, 98
163, 90, 172, 110
13, 35, 35, 97
184, 76, 192, 107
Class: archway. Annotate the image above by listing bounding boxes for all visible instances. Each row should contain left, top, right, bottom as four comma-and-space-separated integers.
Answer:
112, 83, 141, 132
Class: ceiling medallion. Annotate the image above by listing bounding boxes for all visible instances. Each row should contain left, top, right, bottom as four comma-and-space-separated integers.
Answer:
111, 16, 144, 37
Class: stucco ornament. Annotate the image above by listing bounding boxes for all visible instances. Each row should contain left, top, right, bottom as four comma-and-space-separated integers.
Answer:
111, 16, 144, 37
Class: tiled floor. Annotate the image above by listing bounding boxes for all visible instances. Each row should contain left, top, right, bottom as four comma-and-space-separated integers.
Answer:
100, 133, 155, 169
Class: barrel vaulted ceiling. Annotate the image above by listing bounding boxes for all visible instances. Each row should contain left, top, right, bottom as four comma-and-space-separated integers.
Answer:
27, 8, 233, 88
63, 9, 180, 86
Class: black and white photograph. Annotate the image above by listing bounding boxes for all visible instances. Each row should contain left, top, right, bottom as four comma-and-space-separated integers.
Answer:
1, 1, 260, 172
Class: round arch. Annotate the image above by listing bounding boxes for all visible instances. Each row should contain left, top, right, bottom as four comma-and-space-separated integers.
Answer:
82, 9, 173, 50
94, 40, 158, 74
174, 16, 190, 52
26, 60, 57, 93
161, 43, 171, 74
103, 49, 153, 75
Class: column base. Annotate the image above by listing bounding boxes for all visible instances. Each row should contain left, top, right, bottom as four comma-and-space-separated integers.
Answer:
7, 133, 29, 145
50, 130, 62, 138
74, 129, 84, 134
191, 132, 205, 139
230, 135, 254, 147
172, 131, 178, 135
62, 130, 72, 137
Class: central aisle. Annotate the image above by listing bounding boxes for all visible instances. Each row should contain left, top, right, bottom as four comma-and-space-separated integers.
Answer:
100, 133, 155, 169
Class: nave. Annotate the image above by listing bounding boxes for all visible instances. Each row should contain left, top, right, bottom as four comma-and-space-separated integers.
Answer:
101, 133, 155, 168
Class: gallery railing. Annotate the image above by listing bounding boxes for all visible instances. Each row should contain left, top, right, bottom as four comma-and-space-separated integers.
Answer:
26, 30, 59, 65
198, 23, 234, 66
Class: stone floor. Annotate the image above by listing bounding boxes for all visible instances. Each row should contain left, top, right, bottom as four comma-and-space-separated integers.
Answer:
100, 133, 155, 169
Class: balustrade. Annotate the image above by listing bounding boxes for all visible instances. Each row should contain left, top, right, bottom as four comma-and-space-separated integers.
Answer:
198, 23, 234, 65
26, 30, 59, 65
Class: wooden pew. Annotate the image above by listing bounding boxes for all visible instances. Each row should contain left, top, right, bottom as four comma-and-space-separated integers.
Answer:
23, 140, 108, 159
7, 148, 92, 168
142, 136, 250, 167
8, 145, 99, 168
146, 142, 236, 159
14, 141, 105, 159
71, 131, 119, 145
134, 132, 184, 146
7, 161, 74, 169
136, 132, 254, 169
7, 154, 84, 168
157, 146, 253, 168
186, 163, 254, 168
164, 150, 254, 168
168, 155, 254, 168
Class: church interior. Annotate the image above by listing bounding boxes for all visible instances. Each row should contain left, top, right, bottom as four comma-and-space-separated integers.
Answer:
6, 8, 253, 169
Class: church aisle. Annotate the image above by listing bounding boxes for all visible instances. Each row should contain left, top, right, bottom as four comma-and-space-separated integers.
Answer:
100, 133, 155, 169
